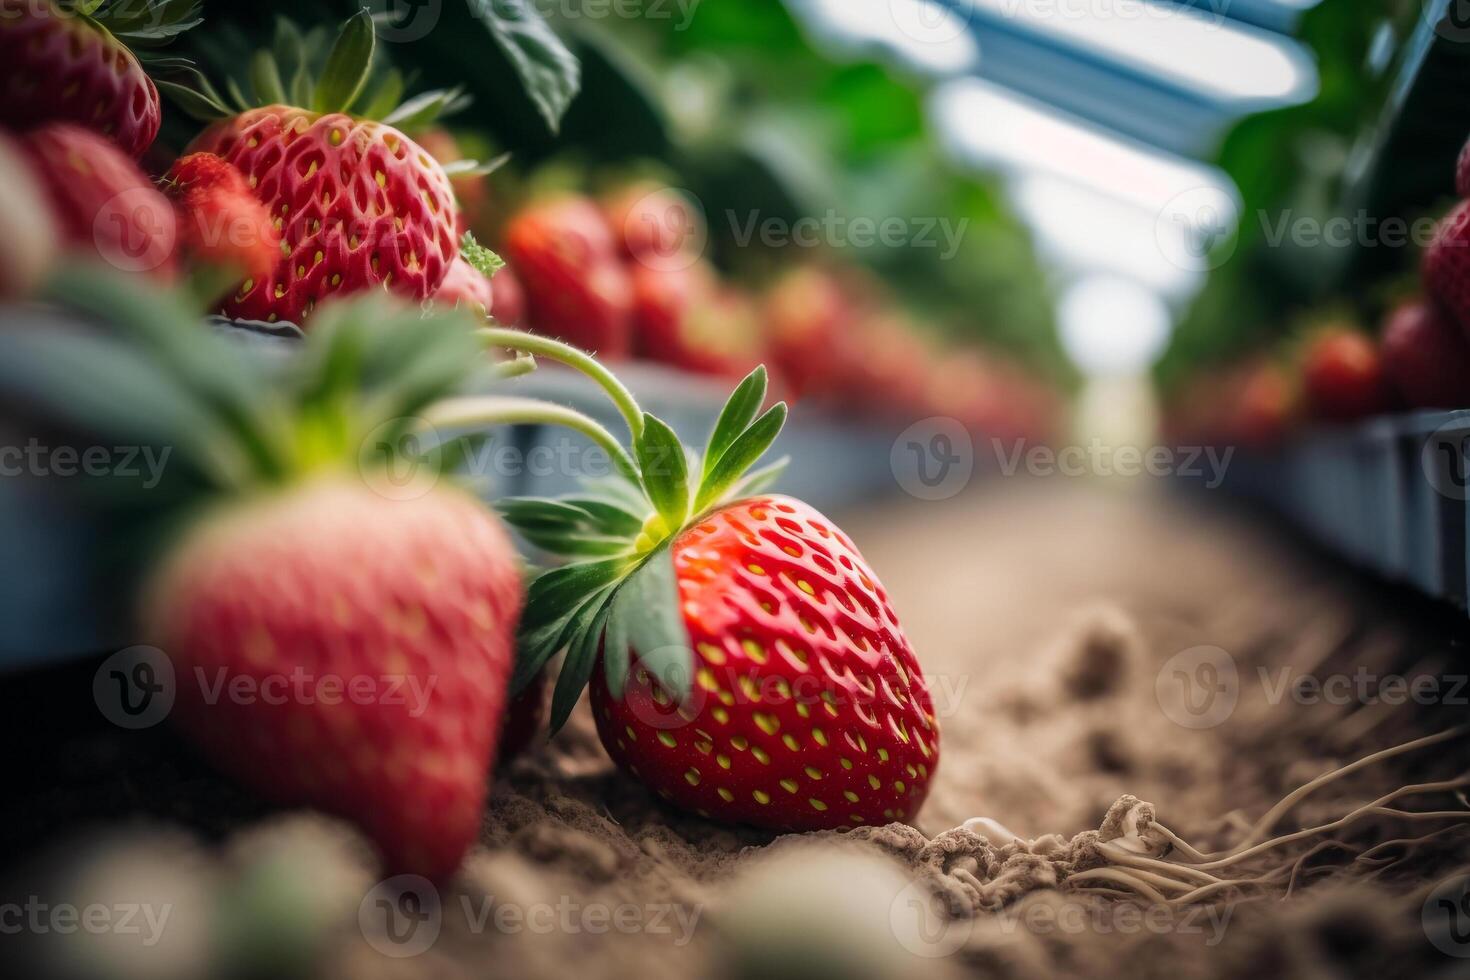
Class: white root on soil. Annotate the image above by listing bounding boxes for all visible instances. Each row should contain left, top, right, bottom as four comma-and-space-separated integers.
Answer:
1054, 726, 1470, 908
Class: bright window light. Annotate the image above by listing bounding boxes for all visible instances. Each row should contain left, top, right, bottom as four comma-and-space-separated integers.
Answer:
932, 78, 1238, 216
796, 0, 981, 74
1058, 275, 1173, 376
961, 0, 1317, 104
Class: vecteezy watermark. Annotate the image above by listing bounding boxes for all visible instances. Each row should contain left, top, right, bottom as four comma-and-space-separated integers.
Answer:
726, 211, 970, 261
889, 881, 1233, 959
0, 440, 171, 488
1424, 873, 1470, 957
1257, 209, 1445, 252
358, 876, 702, 958
891, 418, 975, 501
0, 898, 173, 947
1421, 419, 1470, 502
1156, 187, 1239, 273
1426, 0, 1470, 44
93, 647, 440, 729
1155, 646, 1469, 729
1155, 645, 1239, 730
990, 439, 1235, 488
92, 188, 177, 274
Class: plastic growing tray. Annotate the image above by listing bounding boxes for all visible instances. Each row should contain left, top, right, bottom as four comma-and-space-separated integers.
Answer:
1203, 410, 1470, 611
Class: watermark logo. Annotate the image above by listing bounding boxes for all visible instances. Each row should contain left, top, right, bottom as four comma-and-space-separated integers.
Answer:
727, 210, 969, 260
890, 881, 972, 958
368, 0, 444, 43
888, 0, 974, 47
1156, 187, 1238, 272
1421, 419, 1470, 501
891, 418, 974, 501
358, 418, 445, 502
93, 188, 177, 274
1155, 645, 1238, 729
360, 875, 442, 958
1423, 873, 1470, 957
93, 646, 175, 730
624, 187, 707, 273
1429, 0, 1470, 43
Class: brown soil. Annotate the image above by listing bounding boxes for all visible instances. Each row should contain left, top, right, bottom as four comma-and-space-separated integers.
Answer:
15, 481, 1470, 979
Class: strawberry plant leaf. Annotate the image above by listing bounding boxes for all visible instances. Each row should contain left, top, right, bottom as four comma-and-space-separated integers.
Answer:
602, 593, 631, 700
249, 49, 287, 106
549, 588, 615, 733
701, 366, 767, 483
313, 9, 376, 114
695, 402, 787, 512
520, 556, 628, 633
155, 77, 230, 121
358, 68, 405, 122
636, 414, 689, 529
466, 0, 581, 134
616, 548, 692, 702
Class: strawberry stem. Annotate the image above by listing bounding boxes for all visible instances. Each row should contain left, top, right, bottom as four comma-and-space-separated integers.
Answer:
423, 396, 642, 486
479, 329, 645, 442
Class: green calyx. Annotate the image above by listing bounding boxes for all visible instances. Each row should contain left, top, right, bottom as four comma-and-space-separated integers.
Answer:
4, 267, 493, 502
158, 11, 472, 129
455, 331, 790, 733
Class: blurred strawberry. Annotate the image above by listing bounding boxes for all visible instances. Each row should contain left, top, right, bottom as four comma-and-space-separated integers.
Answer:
763, 266, 851, 398
0, 0, 199, 158
602, 180, 705, 268
1457, 134, 1470, 199
1424, 200, 1470, 332
496, 669, 548, 767
1300, 327, 1390, 422
503, 195, 633, 357
490, 262, 526, 326
436, 256, 494, 319
164, 152, 279, 304
832, 314, 932, 421
19, 123, 176, 279
1381, 300, 1470, 410
1224, 360, 1296, 446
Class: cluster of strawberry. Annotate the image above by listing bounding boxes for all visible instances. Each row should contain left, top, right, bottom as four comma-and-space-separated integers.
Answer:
1165, 133, 1470, 448
1, 2, 943, 881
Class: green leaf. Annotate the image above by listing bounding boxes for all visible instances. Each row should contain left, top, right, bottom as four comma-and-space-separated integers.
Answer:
273, 18, 312, 108
615, 549, 692, 702
466, 0, 581, 134
521, 556, 628, 633
548, 587, 615, 733
602, 594, 631, 699
358, 68, 405, 122
702, 365, 767, 483
249, 49, 287, 106
635, 414, 689, 529
695, 403, 787, 512
313, 9, 376, 114
442, 152, 512, 178
459, 232, 505, 279
382, 87, 470, 129
155, 77, 230, 121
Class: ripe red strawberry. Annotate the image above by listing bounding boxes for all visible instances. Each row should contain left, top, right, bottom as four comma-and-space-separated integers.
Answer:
590, 496, 937, 830
486, 341, 941, 832
1300, 327, 1390, 422
602, 180, 705, 267
8, 273, 526, 879
1223, 360, 1296, 446
1381, 300, 1470, 410
164, 152, 279, 286
0, 0, 197, 157
19, 122, 177, 278
148, 476, 522, 878
1424, 200, 1470, 332
497, 669, 548, 766
502, 195, 634, 356
177, 13, 467, 325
